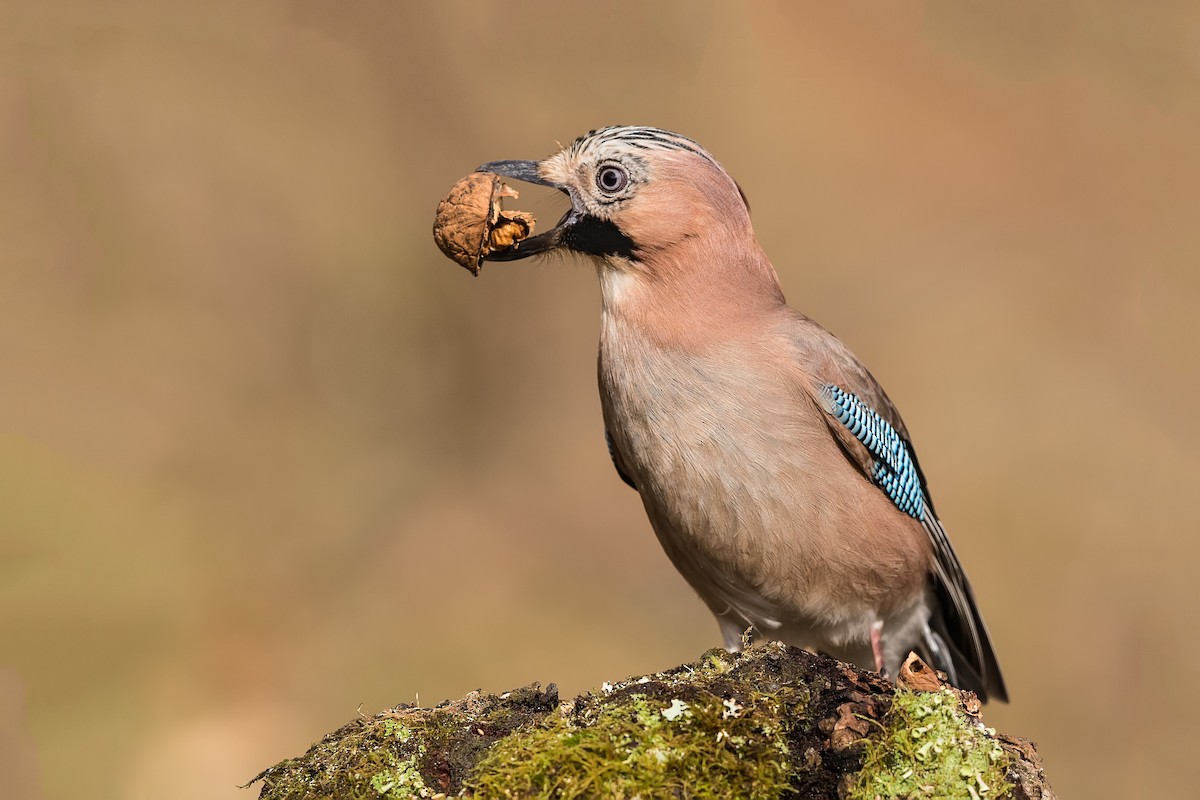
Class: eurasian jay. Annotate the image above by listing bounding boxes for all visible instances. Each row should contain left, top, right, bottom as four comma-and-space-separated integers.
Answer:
477, 126, 1007, 702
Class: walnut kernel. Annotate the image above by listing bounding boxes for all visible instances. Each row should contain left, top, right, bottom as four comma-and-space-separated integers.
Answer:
432, 173, 535, 275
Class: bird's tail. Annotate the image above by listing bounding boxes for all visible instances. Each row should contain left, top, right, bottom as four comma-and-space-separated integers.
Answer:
920, 591, 1009, 703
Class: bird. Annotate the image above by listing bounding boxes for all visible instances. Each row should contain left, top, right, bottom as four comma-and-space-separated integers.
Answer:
476, 126, 1007, 702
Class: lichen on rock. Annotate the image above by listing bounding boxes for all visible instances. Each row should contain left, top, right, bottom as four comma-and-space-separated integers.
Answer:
248, 645, 1052, 800
848, 687, 1013, 800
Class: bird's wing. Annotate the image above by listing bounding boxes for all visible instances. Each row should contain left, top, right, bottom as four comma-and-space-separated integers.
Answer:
791, 314, 1007, 702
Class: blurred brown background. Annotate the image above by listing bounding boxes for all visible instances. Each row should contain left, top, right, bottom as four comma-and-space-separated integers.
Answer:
1, 1, 1198, 798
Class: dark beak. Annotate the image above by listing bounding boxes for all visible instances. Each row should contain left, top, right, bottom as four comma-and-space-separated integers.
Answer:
475, 159, 557, 188
475, 159, 574, 261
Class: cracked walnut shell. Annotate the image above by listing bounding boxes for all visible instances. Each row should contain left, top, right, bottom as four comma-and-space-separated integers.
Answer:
432, 172, 535, 275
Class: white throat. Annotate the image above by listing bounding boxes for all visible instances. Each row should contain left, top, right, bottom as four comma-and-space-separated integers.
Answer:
596, 259, 642, 315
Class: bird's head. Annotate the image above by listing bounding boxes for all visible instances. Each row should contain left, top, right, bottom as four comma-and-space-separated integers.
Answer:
477, 127, 764, 282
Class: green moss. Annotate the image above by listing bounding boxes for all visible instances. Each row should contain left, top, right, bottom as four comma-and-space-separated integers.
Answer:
252, 646, 1037, 800
251, 685, 562, 799
849, 688, 1013, 800
466, 689, 792, 799
250, 715, 432, 800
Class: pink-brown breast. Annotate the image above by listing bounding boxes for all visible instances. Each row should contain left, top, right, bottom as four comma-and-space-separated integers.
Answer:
598, 286, 933, 653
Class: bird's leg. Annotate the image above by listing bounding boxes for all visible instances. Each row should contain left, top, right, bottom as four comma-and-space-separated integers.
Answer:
870, 620, 886, 675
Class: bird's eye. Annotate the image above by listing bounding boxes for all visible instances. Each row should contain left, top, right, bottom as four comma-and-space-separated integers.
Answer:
596, 165, 629, 194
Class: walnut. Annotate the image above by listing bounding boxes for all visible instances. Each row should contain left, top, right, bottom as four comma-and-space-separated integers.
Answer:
432, 172, 536, 275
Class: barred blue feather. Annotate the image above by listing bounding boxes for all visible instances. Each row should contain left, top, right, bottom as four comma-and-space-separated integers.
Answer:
820, 384, 925, 520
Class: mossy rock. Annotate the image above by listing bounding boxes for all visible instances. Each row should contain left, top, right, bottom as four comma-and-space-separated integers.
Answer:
249, 644, 1052, 799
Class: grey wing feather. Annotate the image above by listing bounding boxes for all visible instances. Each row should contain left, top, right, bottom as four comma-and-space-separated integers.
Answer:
793, 314, 1008, 702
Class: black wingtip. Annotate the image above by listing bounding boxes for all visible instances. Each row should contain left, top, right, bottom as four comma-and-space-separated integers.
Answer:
928, 577, 1008, 704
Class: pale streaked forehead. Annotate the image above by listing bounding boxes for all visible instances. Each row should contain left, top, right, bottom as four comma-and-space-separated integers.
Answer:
562, 126, 720, 167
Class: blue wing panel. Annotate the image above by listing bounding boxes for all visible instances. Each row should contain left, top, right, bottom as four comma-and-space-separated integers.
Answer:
820, 384, 925, 520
